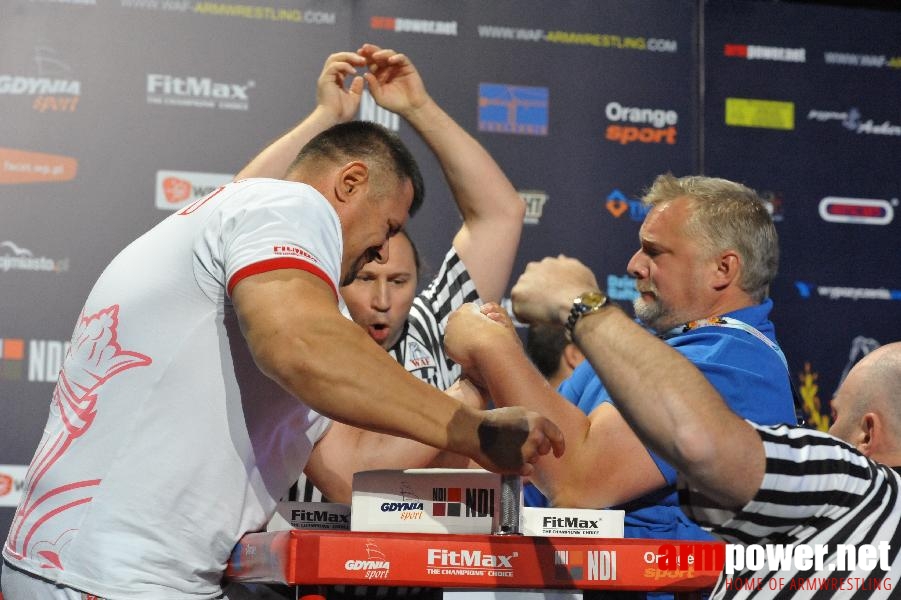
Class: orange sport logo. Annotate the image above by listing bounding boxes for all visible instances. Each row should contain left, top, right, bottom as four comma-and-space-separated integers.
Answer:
604, 101, 678, 145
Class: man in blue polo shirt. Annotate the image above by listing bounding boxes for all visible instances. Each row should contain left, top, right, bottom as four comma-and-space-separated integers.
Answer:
511, 174, 797, 543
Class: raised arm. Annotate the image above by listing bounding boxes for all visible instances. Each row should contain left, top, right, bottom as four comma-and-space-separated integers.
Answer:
359, 44, 525, 302
508, 256, 765, 507
231, 268, 564, 485
234, 51, 366, 181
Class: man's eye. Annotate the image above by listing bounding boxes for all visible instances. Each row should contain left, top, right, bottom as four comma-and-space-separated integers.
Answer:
391, 278, 409, 285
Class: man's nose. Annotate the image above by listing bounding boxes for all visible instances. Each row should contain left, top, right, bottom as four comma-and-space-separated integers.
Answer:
373, 242, 389, 265
626, 249, 646, 278
372, 280, 390, 311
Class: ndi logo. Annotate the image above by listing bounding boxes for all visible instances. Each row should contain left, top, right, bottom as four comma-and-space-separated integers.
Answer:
554, 549, 617, 581
431, 487, 495, 518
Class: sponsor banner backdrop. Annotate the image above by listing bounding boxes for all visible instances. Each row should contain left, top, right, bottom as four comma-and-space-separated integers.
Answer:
702, 0, 901, 425
354, 0, 697, 289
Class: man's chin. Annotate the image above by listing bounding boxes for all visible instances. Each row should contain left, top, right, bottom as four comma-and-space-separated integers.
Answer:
633, 300, 666, 332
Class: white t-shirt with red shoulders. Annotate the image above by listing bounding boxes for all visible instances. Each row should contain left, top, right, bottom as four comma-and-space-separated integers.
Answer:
3, 178, 339, 599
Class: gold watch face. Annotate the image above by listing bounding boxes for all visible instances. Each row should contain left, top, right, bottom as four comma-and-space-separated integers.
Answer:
579, 291, 607, 309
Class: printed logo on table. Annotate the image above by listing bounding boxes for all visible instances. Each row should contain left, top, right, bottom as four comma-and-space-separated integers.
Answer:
380, 480, 424, 518
431, 487, 495, 518
604, 101, 678, 145
155, 170, 231, 210
344, 539, 391, 579
426, 547, 519, 578
478, 83, 549, 136
554, 549, 586, 580
0, 45, 82, 112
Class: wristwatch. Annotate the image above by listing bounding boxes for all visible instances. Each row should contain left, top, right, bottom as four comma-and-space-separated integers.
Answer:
565, 290, 608, 338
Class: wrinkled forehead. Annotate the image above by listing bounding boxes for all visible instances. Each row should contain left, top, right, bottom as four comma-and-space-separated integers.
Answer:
640, 196, 694, 238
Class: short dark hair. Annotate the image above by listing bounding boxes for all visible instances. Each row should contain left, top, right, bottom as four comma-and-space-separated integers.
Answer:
292, 121, 424, 216
526, 323, 570, 379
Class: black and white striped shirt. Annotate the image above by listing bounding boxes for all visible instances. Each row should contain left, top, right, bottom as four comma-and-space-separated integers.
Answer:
386, 247, 479, 390
291, 247, 477, 503
681, 423, 901, 599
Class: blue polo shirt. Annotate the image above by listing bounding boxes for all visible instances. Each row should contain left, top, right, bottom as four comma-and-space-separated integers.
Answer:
525, 299, 797, 541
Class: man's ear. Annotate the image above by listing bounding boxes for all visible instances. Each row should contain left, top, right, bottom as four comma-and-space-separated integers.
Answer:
858, 413, 878, 457
334, 161, 370, 204
562, 342, 585, 371
711, 250, 741, 291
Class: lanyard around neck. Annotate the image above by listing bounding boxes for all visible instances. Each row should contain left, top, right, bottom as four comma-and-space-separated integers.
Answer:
661, 315, 788, 371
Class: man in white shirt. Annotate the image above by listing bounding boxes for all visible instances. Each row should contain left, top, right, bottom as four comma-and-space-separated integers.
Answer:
1, 119, 563, 600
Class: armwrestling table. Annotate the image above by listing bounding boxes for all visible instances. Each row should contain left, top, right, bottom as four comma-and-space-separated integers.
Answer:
226, 530, 723, 599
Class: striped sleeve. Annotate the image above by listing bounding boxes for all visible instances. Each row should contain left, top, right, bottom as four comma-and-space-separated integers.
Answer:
682, 425, 901, 598
412, 247, 479, 373
682, 424, 880, 544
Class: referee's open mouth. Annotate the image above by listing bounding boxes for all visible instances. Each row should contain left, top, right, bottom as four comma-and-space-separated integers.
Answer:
368, 323, 390, 344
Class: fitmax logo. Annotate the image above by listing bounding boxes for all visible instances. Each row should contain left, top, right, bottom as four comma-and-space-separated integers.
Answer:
147, 74, 251, 99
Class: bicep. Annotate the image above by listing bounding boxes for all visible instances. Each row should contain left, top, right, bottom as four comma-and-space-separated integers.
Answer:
231, 267, 338, 377
564, 403, 667, 507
